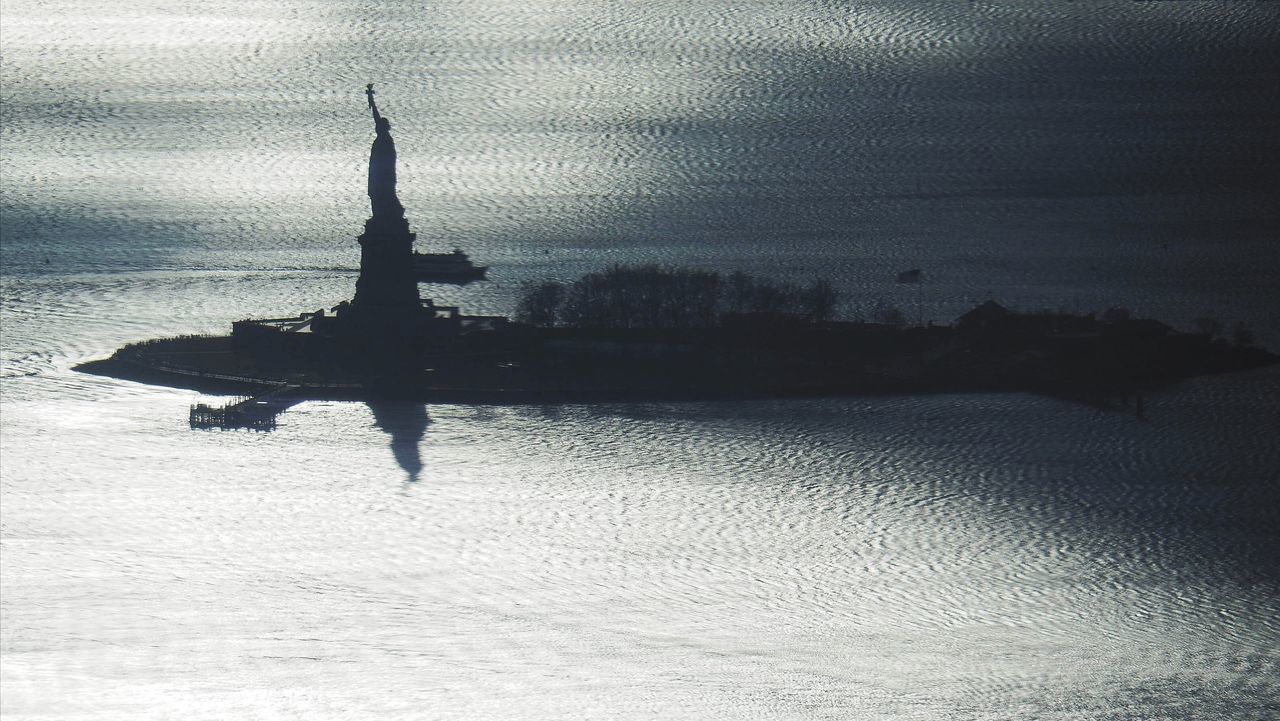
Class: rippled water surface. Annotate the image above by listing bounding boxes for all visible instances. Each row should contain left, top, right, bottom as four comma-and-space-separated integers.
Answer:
3, 1, 1279, 719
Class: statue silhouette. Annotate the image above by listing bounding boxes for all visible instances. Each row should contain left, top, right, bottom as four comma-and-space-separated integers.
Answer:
368, 402, 429, 482
350, 84, 422, 318
366, 83, 405, 220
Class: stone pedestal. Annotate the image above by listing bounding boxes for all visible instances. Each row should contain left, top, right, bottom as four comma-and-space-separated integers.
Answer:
353, 215, 420, 310
332, 214, 435, 363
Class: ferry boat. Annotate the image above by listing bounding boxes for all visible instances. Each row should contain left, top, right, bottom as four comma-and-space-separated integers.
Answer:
411, 249, 488, 283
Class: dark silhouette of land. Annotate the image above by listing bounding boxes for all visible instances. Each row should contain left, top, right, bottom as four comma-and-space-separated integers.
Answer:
74, 87, 1279, 412
79, 293, 1277, 409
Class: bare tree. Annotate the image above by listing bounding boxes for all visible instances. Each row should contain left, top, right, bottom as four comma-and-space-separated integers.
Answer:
519, 265, 842, 329
514, 281, 565, 327
1194, 317, 1224, 338
1231, 321, 1255, 347
800, 279, 840, 322
871, 299, 906, 327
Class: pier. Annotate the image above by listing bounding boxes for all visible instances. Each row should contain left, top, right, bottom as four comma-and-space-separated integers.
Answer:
189, 383, 300, 431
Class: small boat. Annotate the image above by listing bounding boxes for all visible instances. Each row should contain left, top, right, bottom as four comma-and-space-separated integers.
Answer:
411, 249, 488, 283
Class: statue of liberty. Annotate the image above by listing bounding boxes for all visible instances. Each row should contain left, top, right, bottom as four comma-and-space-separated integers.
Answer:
365, 83, 405, 220
350, 84, 420, 316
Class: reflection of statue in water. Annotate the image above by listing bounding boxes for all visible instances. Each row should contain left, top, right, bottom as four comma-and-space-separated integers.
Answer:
368, 402, 429, 482
366, 83, 405, 220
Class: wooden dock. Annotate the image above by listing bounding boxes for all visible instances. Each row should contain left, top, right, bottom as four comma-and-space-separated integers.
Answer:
189, 383, 300, 431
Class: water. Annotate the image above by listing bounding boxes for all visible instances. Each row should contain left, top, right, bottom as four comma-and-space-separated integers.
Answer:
2, 1, 1279, 718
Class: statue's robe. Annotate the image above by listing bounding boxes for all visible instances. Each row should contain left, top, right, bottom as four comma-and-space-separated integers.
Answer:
368, 126, 403, 219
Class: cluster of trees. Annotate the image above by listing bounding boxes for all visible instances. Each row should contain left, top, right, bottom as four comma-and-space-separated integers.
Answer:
515, 265, 841, 329
1194, 317, 1255, 347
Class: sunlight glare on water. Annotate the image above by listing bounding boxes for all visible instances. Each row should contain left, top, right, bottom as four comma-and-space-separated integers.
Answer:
2, 1, 1279, 718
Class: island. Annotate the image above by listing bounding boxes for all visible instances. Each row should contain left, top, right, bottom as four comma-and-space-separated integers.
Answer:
75, 88, 1278, 423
